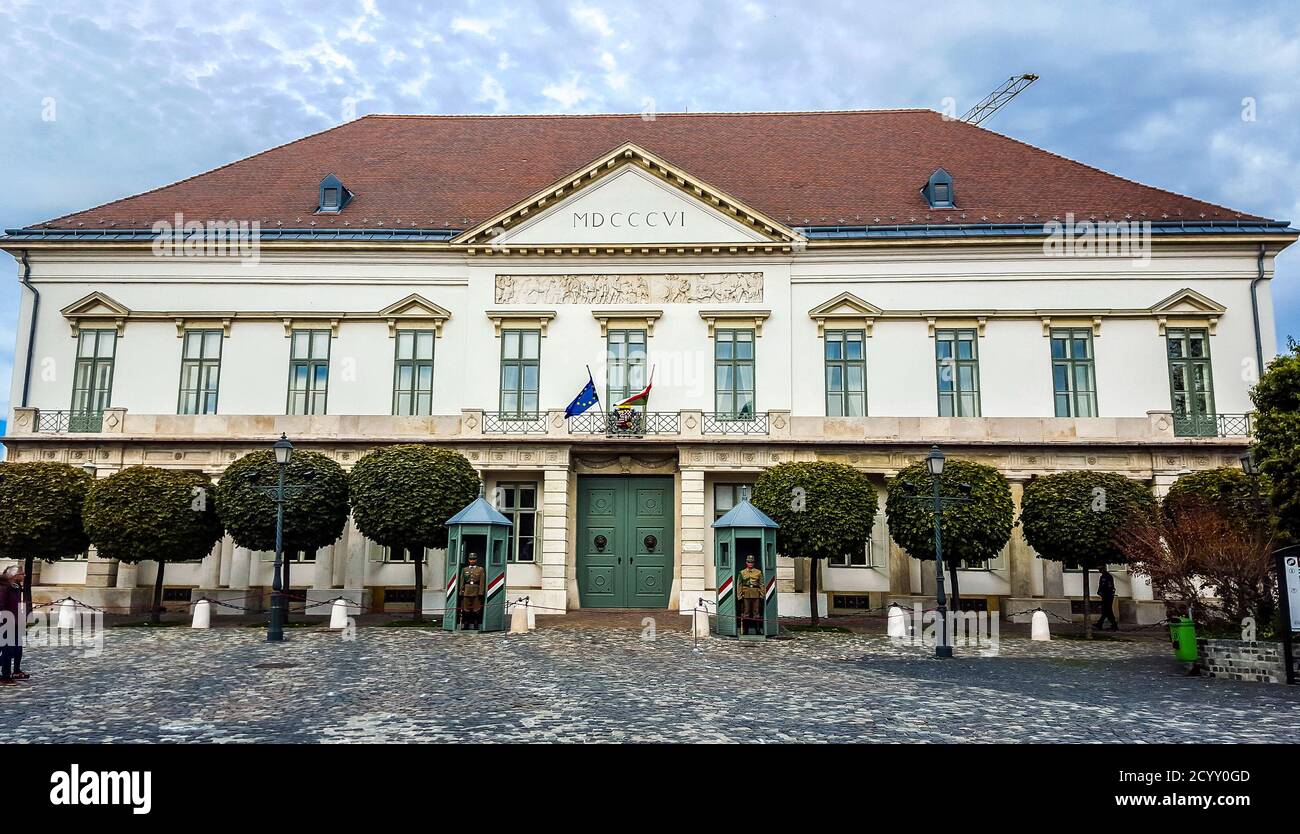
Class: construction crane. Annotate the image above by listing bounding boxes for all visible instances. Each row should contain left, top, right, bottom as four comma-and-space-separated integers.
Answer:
960, 73, 1039, 126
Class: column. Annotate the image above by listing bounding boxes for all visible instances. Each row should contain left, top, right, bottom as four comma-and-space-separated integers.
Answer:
83, 546, 119, 589
887, 537, 911, 596
1006, 479, 1035, 599
115, 562, 139, 589
217, 536, 234, 587
344, 516, 368, 588
540, 467, 571, 613
229, 547, 253, 590
678, 468, 707, 614
313, 545, 334, 589
200, 538, 223, 589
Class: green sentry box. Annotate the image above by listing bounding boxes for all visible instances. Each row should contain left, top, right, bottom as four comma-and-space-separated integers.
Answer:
1169, 616, 1197, 662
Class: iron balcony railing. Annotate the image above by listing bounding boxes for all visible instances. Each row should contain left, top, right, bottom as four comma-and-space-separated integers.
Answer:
481, 412, 548, 434
702, 411, 770, 435
567, 410, 681, 437
1172, 413, 1254, 438
35, 410, 103, 433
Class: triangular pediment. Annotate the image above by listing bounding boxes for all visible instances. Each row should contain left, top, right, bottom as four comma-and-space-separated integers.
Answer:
456, 142, 802, 250
61, 291, 130, 319
378, 293, 452, 319
378, 293, 451, 337
1149, 288, 1226, 316
809, 292, 884, 319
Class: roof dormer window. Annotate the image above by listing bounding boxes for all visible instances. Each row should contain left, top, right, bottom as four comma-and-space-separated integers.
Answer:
922, 168, 955, 209
317, 173, 352, 214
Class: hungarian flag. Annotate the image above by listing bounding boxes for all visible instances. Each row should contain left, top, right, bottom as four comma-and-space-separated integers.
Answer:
614, 367, 654, 408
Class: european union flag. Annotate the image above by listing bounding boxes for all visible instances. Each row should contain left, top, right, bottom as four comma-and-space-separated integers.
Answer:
565, 370, 600, 417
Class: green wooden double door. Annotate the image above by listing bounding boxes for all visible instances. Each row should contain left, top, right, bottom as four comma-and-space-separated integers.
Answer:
577, 476, 674, 608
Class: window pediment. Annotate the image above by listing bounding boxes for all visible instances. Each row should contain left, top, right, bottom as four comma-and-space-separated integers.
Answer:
808, 292, 883, 336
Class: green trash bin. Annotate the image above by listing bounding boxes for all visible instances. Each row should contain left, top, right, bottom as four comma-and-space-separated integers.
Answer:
1169, 616, 1197, 662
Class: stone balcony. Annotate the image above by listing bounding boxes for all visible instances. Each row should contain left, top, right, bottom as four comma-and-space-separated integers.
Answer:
5, 406, 1252, 447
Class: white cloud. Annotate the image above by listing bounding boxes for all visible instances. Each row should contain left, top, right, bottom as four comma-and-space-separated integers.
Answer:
542, 74, 592, 110
451, 16, 501, 39
570, 3, 614, 37
478, 74, 509, 112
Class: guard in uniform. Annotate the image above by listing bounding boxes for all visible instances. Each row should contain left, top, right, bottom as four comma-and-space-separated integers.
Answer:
738, 554, 763, 635
460, 553, 485, 630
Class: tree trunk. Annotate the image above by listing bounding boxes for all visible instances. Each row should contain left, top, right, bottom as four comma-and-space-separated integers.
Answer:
947, 559, 962, 612
22, 554, 34, 611
808, 557, 820, 627
411, 546, 424, 624
152, 562, 166, 624
1082, 566, 1092, 640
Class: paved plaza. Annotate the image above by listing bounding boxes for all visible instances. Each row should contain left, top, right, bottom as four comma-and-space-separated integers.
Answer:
6, 619, 1300, 743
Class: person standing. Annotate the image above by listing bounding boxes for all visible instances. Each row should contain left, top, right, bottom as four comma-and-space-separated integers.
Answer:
0, 565, 25, 685
1095, 567, 1119, 631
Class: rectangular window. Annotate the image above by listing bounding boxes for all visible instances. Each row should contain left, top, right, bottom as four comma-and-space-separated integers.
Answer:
71, 329, 116, 416
1166, 328, 1215, 433
287, 330, 330, 415
935, 328, 981, 417
1050, 328, 1097, 417
714, 483, 743, 521
825, 329, 867, 416
829, 540, 874, 568
714, 329, 755, 417
178, 329, 223, 415
499, 329, 540, 418
606, 329, 647, 405
497, 482, 538, 563
393, 330, 436, 416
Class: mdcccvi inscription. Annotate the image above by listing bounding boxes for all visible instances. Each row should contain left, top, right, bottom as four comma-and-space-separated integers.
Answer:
494, 272, 764, 304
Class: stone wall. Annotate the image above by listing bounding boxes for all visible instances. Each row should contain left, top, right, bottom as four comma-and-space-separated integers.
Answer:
1196, 638, 1296, 684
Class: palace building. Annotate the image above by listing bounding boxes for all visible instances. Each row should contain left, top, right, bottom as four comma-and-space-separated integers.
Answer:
2, 110, 1294, 621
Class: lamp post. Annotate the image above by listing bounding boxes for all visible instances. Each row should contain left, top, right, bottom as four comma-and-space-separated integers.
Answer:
925, 447, 954, 658
267, 434, 294, 643
899, 446, 972, 658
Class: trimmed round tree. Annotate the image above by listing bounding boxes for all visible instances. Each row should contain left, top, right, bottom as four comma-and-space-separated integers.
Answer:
1164, 466, 1272, 532
751, 461, 876, 626
214, 449, 349, 601
0, 461, 95, 609
348, 445, 481, 622
1250, 340, 1300, 542
885, 459, 1013, 608
83, 466, 225, 622
1019, 470, 1156, 637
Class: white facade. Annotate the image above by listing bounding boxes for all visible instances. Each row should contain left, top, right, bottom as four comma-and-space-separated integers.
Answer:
2, 142, 1291, 621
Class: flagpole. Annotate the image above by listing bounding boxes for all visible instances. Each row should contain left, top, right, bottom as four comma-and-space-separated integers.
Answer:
587, 365, 601, 412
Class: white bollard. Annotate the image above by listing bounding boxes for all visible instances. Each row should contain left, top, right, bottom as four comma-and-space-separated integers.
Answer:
57, 599, 77, 630
525, 600, 537, 631
191, 599, 211, 629
693, 609, 711, 639
509, 601, 529, 634
329, 598, 349, 630
1031, 609, 1051, 641
887, 605, 908, 638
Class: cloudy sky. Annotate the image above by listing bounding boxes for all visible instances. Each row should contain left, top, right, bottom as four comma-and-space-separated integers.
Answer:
0, 0, 1297, 417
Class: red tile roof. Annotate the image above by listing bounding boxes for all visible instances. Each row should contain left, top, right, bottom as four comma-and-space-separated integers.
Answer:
32, 110, 1268, 230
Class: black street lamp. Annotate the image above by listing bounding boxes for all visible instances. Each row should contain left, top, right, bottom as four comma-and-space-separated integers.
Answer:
267, 434, 294, 642
900, 445, 972, 658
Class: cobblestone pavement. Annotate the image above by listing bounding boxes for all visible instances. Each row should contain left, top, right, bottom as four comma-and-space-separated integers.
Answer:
6, 623, 1300, 743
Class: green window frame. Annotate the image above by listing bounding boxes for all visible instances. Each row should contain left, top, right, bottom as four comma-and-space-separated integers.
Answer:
497, 482, 538, 563
499, 329, 541, 418
829, 541, 874, 568
393, 330, 436, 416
1166, 327, 1215, 434
71, 329, 116, 417
714, 329, 755, 417
1050, 328, 1097, 417
287, 329, 330, 416
606, 329, 647, 405
935, 328, 981, 417
178, 329, 223, 415
825, 329, 867, 416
